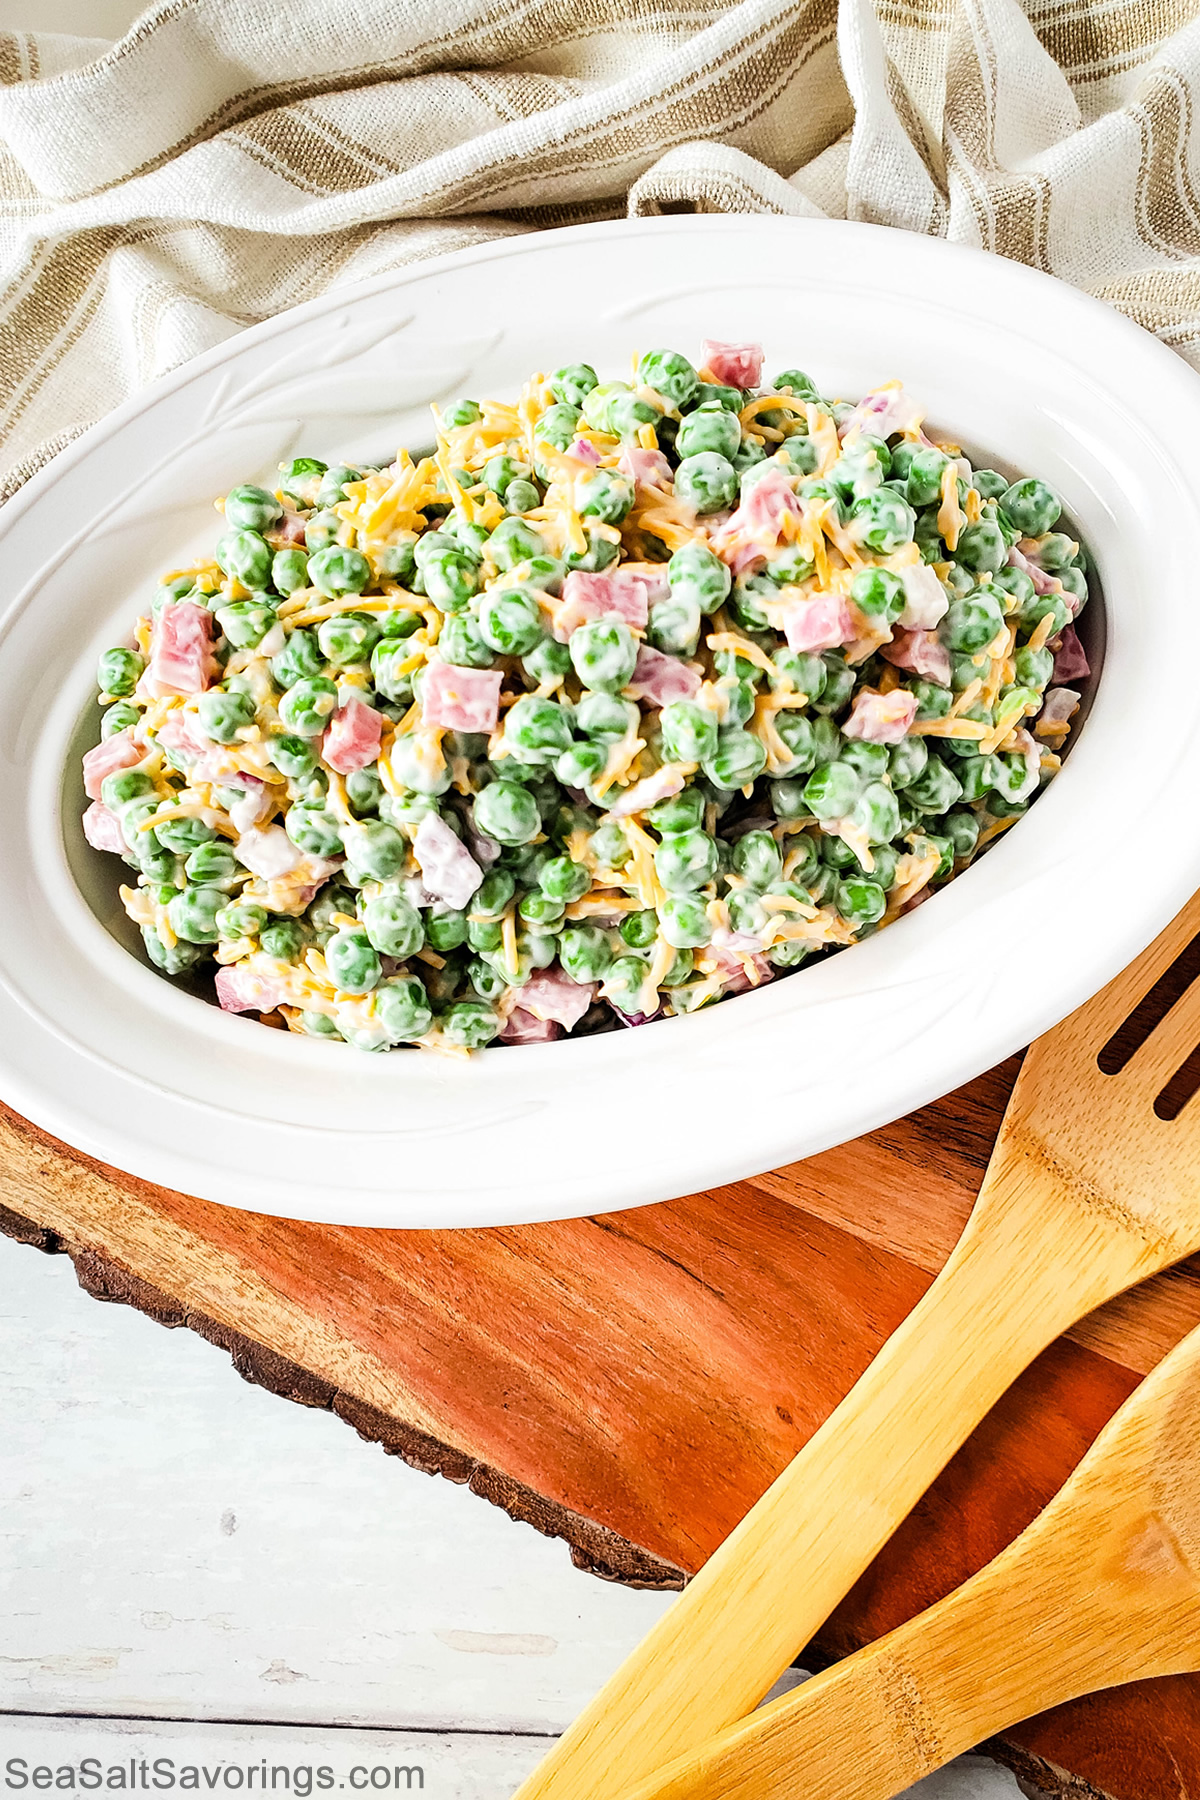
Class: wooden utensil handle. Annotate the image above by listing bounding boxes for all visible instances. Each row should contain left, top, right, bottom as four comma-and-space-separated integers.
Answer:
513, 1150, 1157, 1800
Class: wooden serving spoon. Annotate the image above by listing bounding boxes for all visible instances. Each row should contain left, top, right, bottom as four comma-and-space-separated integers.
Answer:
512, 888, 1200, 1800
620, 1305, 1200, 1800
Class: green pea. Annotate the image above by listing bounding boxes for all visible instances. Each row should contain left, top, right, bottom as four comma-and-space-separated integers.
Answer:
690, 381, 742, 412
279, 676, 338, 737
668, 542, 732, 616
727, 579, 770, 634
955, 521, 1008, 574
303, 510, 342, 554
702, 727, 767, 792
913, 509, 946, 565
582, 825, 624, 871
515, 889, 563, 930
953, 755, 993, 803
732, 829, 783, 889
989, 566, 1035, 612
655, 700, 715, 766
473, 780, 540, 847
141, 924, 204, 975
971, 470, 1008, 502
279, 457, 327, 501
344, 820, 407, 882
424, 907, 466, 953
569, 619, 638, 694
942, 590, 1006, 653
768, 778, 810, 821
166, 884, 224, 945
820, 831, 861, 871
563, 529, 619, 574
604, 955, 654, 1015
285, 800, 344, 857
224, 484, 282, 533
906, 754, 964, 813
257, 918, 307, 961
553, 924, 607, 985
213, 901, 266, 944
536, 856, 589, 906
388, 734, 450, 796
991, 751, 1040, 804
813, 658, 856, 715
217, 528, 272, 590
830, 437, 890, 502
550, 742, 602, 788
573, 469, 631, 527
1000, 478, 1061, 537
616, 909, 656, 950
532, 402, 581, 452
1034, 532, 1076, 570
771, 368, 820, 401
850, 567, 906, 626
1058, 566, 1088, 604
514, 639, 567, 694
943, 808, 982, 858
551, 364, 598, 407
97, 647, 144, 697
359, 891, 423, 958
852, 780, 901, 844
215, 599, 277, 650
658, 893, 712, 950
153, 813, 215, 854
637, 350, 699, 409
442, 999, 500, 1049
676, 403, 741, 461
803, 760, 863, 821
479, 454, 524, 499
850, 488, 915, 553
434, 613, 489, 669
1014, 644, 1054, 689
340, 768, 381, 818
100, 769, 154, 811
836, 877, 886, 927
654, 829, 718, 892
369, 640, 415, 703
675, 452, 738, 516
647, 594, 701, 658
838, 741, 887, 783
472, 587, 541, 660
100, 701, 141, 738
442, 397, 481, 427
297, 1009, 339, 1037
903, 448, 952, 509
1017, 590, 1070, 637
646, 792, 703, 840
887, 735, 928, 789
911, 679, 953, 722
501, 695, 571, 764
324, 927, 380, 994
765, 709, 814, 778
779, 836, 819, 887
607, 390, 662, 440
264, 740, 315, 789
376, 542, 418, 584
184, 840, 241, 887
318, 612, 379, 667
272, 628, 324, 690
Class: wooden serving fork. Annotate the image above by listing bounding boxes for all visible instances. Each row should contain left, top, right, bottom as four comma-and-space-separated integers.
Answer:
513, 889, 1200, 1800
621, 1307, 1200, 1800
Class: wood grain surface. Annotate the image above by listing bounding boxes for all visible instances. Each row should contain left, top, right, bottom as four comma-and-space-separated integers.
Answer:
5, 1063, 1200, 1800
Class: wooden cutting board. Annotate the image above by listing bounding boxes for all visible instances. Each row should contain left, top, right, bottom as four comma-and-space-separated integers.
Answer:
5, 1063, 1200, 1800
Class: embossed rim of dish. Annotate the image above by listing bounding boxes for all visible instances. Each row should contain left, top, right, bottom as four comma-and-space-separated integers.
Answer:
1, 214, 1198, 1228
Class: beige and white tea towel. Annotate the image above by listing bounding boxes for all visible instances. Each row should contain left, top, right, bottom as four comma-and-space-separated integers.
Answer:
1, 0, 1198, 494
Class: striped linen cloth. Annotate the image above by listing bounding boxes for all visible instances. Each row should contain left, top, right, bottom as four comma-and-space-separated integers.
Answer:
0, 0, 1197, 494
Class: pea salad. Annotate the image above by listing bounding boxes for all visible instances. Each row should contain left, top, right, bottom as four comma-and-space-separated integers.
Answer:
81, 342, 1091, 1054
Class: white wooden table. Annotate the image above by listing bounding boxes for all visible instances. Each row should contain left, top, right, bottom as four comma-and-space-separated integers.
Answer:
0, 1237, 1017, 1796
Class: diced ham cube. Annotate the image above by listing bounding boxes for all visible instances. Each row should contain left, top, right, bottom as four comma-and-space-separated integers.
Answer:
1007, 544, 1063, 597
838, 383, 923, 441
899, 563, 949, 630
625, 644, 700, 707
235, 824, 301, 879
701, 340, 763, 390
228, 776, 271, 834
1052, 624, 1090, 682
1039, 687, 1081, 728
521, 964, 597, 1029
144, 601, 218, 698
82, 801, 126, 854
322, 697, 383, 774
413, 812, 483, 910
619, 446, 673, 492
276, 512, 307, 545
554, 569, 650, 641
82, 728, 142, 800
706, 945, 774, 995
606, 764, 688, 819
420, 663, 504, 734
156, 710, 212, 761
570, 437, 602, 466
500, 1007, 562, 1044
710, 464, 800, 571
881, 628, 952, 687
215, 963, 283, 1014
782, 593, 855, 654
843, 688, 919, 745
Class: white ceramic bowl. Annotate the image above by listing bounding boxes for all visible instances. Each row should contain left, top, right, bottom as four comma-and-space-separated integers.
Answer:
2, 215, 1199, 1228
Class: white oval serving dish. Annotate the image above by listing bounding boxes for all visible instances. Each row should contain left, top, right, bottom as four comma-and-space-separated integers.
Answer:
2, 215, 1199, 1228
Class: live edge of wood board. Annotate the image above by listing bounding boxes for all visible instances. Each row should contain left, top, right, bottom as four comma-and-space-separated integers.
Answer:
5, 1060, 1200, 1800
